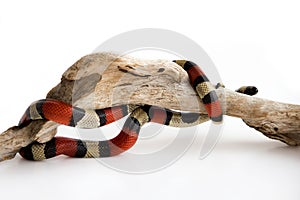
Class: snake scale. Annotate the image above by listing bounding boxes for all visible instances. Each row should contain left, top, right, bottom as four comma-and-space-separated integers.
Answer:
18, 60, 257, 161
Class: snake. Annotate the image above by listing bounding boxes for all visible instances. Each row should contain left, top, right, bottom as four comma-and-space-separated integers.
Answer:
18, 60, 257, 161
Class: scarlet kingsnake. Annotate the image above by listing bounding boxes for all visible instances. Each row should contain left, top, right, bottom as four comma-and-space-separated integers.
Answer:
18, 60, 257, 160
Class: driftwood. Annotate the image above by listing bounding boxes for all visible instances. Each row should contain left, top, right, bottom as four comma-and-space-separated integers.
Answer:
0, 52, 299, 161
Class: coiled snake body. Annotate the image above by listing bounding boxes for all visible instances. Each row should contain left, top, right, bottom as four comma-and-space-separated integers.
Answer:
19, 60, 257, 161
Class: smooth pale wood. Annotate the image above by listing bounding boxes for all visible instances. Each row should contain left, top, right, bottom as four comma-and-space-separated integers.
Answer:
0, 52, 299, 161
219, 89, 300, 146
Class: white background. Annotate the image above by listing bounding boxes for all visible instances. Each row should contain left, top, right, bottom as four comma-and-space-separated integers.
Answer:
0, 0, 300, 199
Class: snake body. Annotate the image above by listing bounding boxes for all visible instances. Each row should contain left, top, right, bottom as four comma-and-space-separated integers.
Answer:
19, 60, 256, 160
19, 105, 208, 160
173, 60, 223, 122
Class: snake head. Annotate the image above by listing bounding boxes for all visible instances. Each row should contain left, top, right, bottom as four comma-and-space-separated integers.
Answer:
236, 86, 258, 96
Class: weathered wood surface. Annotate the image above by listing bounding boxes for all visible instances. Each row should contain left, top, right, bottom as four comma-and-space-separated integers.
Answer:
1, 52, 299, 161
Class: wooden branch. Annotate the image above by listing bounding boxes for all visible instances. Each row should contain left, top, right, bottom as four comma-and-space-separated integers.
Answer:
0, 121, 58, 161
1, 52, 299, 161
219, 89, 300, 145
